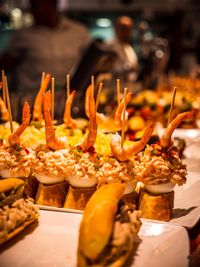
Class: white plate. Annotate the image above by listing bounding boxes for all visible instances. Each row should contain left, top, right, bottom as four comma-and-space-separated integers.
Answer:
0, 210, 189, 267
38, 171, 200, 229
171, 171, 200, 228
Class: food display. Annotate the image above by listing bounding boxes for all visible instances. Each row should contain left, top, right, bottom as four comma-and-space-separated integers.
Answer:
0, 72, 199, 267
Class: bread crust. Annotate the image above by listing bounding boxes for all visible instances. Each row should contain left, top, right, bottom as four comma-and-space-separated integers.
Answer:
64, 186, 96, 210
78, 183, 125, 262
0, 178, 25, 194
138, 189, 174, 221
35, 181, 68, 207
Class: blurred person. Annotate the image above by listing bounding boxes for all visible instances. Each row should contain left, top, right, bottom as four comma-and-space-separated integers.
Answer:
143, 37, 170, 89
95, 16, 138, 97
0, 0, 91, 121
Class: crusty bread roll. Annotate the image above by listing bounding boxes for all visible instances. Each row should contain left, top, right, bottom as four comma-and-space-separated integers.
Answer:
0, 178, 25, 194
35, 181, 69, 208
64, 186, 96, 210
77, 183, 142, 267
138, 189, 174, 221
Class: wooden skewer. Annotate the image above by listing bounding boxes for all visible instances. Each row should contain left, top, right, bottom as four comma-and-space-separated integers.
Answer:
121, 88, 128, 149
116, 79, 120, 107
3, 76, 13, 133
1, 70, 6, 105
51, 77, 55, 122
66, 74, 70, 98
91, 75, 94, 97
168, 87, 177, 125
96, 82, 103, 111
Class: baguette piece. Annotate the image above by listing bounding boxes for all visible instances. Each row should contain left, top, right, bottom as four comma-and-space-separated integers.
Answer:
64, 186, 96, 210
35, 181, 69, 208
77, 183, 142, 267
0, 178, 25, 194
138, 189, 174, 221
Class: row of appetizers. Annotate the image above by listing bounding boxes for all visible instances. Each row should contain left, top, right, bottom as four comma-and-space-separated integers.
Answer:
0, 73, 194, 224
0, 104, 192, 223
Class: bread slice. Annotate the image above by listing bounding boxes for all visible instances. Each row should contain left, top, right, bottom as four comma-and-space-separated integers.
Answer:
64, 186, 96, 210
138, 189, 174, 221
0, 178, 25, 194
35, 181, 68, 207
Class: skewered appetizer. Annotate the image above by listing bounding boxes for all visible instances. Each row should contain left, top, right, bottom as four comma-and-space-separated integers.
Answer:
64, 93, 99, 210
137, 111, 193, 221
77, 183, 142, 267
0, 102, 36, 179
34, 91, 69, 207
101, 122, 154, 205
0, 178, 39, 245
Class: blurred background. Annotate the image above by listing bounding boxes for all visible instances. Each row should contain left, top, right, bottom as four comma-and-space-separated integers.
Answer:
0, 0, 200, 120
0, 0, 199, 73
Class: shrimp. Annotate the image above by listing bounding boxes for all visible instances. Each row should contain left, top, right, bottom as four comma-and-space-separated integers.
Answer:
160, 111, 194, 149
0, 97, 9, 121
63, 90, 78, 128
114, 92, 132, 128
43, 91, 65, 151
79, 94, 97, 151
32, 73, 51, 122
8, 101, 31, 146
111, 122, 154, 161
85, 84, 109, 125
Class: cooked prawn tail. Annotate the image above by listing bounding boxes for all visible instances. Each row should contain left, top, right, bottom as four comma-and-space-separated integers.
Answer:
8, 102, 31, 146
33, 73, 51, 121
63, 90, 77, 128
80, 94, 97, 150
22, 101, 31, 126
43, 91, 65, 151
0, 96, 9, 121
111, 122, 154, 161
114, 92, 132, 128
126, 122, 154, 158
161, 111, 194, 148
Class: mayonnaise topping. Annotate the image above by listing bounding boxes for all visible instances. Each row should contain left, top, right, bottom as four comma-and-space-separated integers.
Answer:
0, 146, 36, 178
34, 149, 69, 180
136, 145, 187, 186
